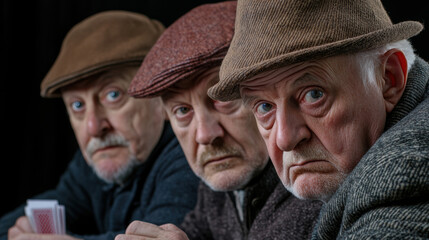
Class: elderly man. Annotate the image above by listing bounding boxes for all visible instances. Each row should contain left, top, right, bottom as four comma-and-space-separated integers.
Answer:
116, 2, 322, 240
208, 0, 429, 239
0, 11, 199, 240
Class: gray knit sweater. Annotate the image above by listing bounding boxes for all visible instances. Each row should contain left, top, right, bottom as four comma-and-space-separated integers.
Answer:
312, 57, 429, 239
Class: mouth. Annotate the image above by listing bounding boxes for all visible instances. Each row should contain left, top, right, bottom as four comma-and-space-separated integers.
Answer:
288, 159, 334, 182
290, 159, 325, 168
91, 145, 123, 156
202, 155, 238, 167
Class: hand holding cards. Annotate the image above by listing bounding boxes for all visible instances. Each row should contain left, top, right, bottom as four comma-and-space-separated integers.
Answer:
25, 199, 66, 234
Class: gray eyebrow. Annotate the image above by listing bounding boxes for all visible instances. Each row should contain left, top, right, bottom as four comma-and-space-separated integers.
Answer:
292, 73, 319, 87
240, 73, 318, 109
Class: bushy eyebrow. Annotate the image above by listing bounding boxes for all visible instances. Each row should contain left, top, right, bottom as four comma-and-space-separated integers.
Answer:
161, 87, 183, 102
292, 73, 321, 87
240, 74, 318, 107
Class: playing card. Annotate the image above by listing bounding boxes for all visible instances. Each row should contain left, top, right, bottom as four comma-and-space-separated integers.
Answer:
24, 205, 36, 231
32, 208, 56, 233
57, 205, 66, 234
25, 199, 66, 235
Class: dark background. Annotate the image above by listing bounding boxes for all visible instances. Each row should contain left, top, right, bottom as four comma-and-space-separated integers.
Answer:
0, 1, 427, 217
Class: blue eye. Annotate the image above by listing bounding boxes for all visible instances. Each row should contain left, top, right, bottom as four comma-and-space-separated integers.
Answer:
107, 90, 120, 101
256, 102, 273, 114
304, 89, 324, 103
71, 101, 83, 111
176, 106, 191, 116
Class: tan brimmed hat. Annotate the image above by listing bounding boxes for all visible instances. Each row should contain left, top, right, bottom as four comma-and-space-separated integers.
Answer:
208, 0, 423, 101
128, 1, 236, 98
40, 10, 164, 98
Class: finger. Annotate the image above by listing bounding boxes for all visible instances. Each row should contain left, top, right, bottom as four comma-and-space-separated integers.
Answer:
8, 216, 34, 239
8, 233, 39, 240
115, 233, 152, 240
15, 216, 34, 233
125, 221, 162, 237
159, 223, 182, 233
15, 233, 81, 240
159, 224, 189, 240
8, 225, 23, 239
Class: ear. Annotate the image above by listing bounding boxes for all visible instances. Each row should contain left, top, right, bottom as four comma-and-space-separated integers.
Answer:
381, 49, 408, 113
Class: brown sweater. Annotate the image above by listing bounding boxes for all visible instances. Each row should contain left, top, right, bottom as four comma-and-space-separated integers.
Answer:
181, 162, 323, 240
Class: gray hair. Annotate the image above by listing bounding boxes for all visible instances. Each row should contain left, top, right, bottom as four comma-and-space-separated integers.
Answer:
353, 40, 416, 89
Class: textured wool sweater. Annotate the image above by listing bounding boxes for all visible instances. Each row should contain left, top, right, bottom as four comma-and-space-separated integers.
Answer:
181, 162, 323, 240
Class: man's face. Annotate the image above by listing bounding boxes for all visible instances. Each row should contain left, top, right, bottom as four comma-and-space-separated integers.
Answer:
241, 55, 387, 201
62, 66, 165, 184
162, 67, 269, 191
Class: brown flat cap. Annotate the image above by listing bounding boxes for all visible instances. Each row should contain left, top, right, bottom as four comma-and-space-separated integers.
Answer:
40, 10, 164, 98
128, 1, 236, 98
208, 0, 423, 101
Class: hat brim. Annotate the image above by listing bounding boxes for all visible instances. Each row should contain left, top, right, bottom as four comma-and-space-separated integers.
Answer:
209, 21, 423, 101
41, 59, 143, 98
129, 55, 225, 98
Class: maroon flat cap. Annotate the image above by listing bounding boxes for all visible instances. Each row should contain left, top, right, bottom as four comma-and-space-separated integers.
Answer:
128, 1, 237, 98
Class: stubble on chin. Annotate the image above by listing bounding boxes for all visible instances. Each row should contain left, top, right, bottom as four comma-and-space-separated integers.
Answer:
85, 134, 138, 184
281, 149, 347, 202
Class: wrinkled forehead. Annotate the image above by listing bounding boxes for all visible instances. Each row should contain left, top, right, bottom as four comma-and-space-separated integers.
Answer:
242, 61, 318, 89
239, 62, 307, 105
240, 54, 355, 97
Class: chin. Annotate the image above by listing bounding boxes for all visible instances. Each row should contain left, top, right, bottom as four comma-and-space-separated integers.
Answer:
93, 164, 121, 183
284, 173, 346, 202
204, 181, 245, 192
92, 156, 139, 184
202, 169, 254, 192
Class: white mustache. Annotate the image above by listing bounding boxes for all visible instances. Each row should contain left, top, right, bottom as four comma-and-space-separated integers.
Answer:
86, 134, 129, 157
199, 146, 241, 165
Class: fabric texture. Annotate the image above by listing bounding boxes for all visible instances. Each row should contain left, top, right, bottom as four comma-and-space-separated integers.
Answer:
128, 1, 236, 98
0, 123, 199, 240
312, 57, 429, 239
40, 10, 164, 98
208, 0, 423, 101
180, 162, 323, 240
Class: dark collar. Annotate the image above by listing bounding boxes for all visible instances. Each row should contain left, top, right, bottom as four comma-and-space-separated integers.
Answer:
234, 161, 279, 231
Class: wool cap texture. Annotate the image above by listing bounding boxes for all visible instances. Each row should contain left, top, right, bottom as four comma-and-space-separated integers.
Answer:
208, 0, 424, 101
128, 1, 236, 98
40, 10, 165, 98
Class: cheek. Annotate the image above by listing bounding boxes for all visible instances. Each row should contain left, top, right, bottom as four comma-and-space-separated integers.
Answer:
170, 121, 200, 173
268, 146, 285, 180
311, 99, 375, 173
256, 119, 271, 145
228, 110, 268, 159
127, 105, 163, 157
262, 122, 284, 175
244, 116, 266, 149
69, 118, 88, 154
177, 131, 196, 164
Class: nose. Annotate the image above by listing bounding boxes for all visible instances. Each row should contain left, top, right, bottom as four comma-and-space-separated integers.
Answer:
275, 108, 310, 151
195, 110, 224, 145
86, 105, 111, 138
